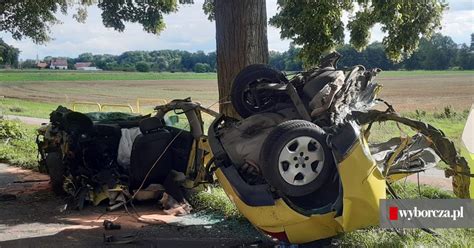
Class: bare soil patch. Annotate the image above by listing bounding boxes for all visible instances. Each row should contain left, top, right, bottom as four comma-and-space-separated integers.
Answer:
376, 74, 473, 111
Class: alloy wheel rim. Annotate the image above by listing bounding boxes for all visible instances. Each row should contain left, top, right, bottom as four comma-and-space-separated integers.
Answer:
278, 136, 325, 186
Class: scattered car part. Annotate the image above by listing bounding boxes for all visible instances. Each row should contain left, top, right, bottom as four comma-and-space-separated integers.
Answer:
103, 220, 121, 230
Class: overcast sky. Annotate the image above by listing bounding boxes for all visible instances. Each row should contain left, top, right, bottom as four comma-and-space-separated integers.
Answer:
1, 0, 473, 60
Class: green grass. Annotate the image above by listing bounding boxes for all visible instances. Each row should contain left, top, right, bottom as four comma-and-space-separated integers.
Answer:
1, 70, 472, 83
369, 108, 469, 153
338, 227, 474, 247
0, 70, 217, 83
0, 98, 156, 118
189, 186, 243, 218
377, 70, 474, 77
1, 98, 59, 118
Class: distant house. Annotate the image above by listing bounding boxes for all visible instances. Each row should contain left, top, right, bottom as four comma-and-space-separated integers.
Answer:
36, 62, 48, 69
50, 58, 68, 70
74, 62, 92, 70
75, 62, 102, 71
77, 67, 102, 71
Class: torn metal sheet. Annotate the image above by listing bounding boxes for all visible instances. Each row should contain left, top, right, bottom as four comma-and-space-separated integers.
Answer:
354, 110, 471, 198
370, 134, 440, 178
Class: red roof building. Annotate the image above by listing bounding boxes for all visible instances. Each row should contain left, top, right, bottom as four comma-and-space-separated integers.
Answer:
50, 58, 68, 69
74, 62, 92, 69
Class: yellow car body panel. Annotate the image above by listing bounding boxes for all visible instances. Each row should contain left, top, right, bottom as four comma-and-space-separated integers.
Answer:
215, 169, 308, 227
284, 212, 343, 243
335, 139, 386, 232
215, 136, 385, 244
460, 147, 474, 199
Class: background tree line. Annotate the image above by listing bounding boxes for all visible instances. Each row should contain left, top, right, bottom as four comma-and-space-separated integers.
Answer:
269, 33, 474, 71
12, 33, 474, 72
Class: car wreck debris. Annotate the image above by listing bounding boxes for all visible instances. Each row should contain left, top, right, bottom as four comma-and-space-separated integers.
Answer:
103, 220, 121, 230
36, 53, 471, 245
37, 99, 218, 211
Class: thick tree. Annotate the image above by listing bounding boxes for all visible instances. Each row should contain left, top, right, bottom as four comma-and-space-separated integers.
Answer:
0, 0, 448, 116
214, 0, 268, 116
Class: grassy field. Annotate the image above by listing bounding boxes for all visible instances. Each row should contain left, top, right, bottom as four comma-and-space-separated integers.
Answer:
0, 69, 472, 82
0, 70, 216, 82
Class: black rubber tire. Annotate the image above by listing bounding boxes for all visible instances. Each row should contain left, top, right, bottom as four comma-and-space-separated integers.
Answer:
45, 152, 65, 195
260, 120, 334, 197
231, 64, 287, 118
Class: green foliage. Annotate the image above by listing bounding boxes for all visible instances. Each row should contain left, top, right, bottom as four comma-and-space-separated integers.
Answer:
336, 33, 471, 70
270, 0, 447, 65
98, 0, 185, 34
0, 1, 197, 44
135, 61, 150, 72
270, 1, 351, 65
0, 120, 38, 169
0, 120, 26, 139
193, 63, 211, 73
20, 59, 37, 69
404, 34, 460, 70
0, 1, 66, 43
272, 33, 472, 71
202, 0, 215, 21
269, 44, 303, 71
0, 39, 20, 67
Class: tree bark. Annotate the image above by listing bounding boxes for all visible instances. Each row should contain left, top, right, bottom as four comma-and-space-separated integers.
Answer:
215, 0, 269, 118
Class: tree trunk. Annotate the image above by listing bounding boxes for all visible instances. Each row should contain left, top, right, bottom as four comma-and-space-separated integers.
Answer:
215, 0, 269, 118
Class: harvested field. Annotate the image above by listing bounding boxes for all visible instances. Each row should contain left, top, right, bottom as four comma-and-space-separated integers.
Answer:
1, 71, 473, 113
376, 73, 473, 111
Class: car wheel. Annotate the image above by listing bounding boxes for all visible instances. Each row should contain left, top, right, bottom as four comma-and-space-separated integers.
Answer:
46, 152, 65, 195
260, 120, 334, 197
231, 64, 287, 118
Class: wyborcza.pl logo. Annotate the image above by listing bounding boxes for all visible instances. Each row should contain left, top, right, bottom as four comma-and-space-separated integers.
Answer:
380, 199, 474, 228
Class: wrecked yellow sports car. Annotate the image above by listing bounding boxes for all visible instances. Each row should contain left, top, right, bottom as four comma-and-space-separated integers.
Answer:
208, 52, 471, 243
37, 52, 471, 245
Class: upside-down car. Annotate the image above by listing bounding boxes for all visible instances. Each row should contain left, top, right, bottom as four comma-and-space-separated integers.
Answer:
207, 52, 471, 244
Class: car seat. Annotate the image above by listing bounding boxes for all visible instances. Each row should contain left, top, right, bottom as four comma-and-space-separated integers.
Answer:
129, 117, 173, 190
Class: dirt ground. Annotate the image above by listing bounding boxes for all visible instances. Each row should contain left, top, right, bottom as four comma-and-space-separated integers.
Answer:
1, 73, 473, 112
0, 163, 271, 248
